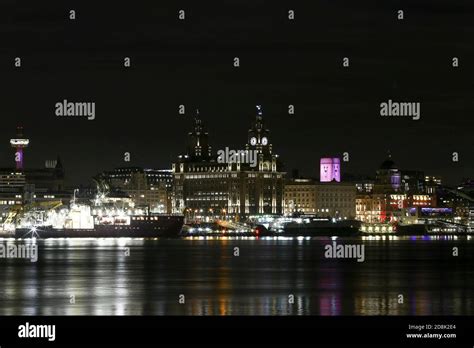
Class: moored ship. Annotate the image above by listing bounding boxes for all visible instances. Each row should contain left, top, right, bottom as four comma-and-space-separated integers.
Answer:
269, 216, 361, 236
15, 214, 184, 239
12, 194, 184, 239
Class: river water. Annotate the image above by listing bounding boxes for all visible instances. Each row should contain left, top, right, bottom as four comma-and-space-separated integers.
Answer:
0, 236, 472, 315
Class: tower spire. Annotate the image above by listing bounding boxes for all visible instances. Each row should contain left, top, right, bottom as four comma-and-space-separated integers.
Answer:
10, 126, 29, 170
193, 109, 202, 133
255, 105, 264, 131
185, 108, 211, 160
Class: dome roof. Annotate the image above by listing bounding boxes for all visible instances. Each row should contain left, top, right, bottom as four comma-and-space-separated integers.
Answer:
380, 156, 397, 170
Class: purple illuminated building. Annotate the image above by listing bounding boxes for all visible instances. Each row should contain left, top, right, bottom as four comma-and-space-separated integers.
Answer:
10, 126, 29, 171
320, 157, 341, 182
376, 154, 401, 193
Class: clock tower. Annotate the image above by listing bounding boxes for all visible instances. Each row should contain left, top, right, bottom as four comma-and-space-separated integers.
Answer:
246, 105, 273, 158
172, 105, 285, 216
244, 105, 283, 173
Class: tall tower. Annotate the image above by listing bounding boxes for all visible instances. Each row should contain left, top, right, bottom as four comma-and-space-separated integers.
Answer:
245, 105, 282, 173
185, 110, 212, 160
246, 105, 272, 157
10, 126, 29, 170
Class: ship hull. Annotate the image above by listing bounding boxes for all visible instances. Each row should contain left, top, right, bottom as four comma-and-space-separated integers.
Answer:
273, 220, 361, 237
279, 226, 360, 237
15, 215, 184, 239
395, 224, 427, 235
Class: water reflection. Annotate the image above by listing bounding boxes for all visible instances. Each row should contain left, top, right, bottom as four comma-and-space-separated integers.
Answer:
0, 237, 473, 315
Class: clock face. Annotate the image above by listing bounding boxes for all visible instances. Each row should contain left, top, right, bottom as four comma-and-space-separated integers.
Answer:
250, 137, 257, 146
261, 137, 268, 145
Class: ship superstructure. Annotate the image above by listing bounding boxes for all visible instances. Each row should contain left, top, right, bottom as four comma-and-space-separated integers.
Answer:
13, 193, 183, 239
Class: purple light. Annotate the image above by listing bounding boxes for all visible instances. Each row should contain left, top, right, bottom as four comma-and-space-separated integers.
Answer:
320, 157, 341, 182
390, 173, 401, 190
332, 158, 341, 182
16, 148, 23, 170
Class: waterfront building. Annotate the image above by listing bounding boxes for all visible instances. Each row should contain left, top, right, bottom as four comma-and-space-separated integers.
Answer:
425, 175, 442, 194
355, 181, 375, 194
374, 154, 401, 194
284, 178, 317, 215
356, 155, 435, 223
0, 159, 69, 226
99, 167, 172, 213
284, 178, 356, 219
356, 194, 385, 223
314, 182, 356, 219
469, 205, 474, 231
172, 107, 285, 218
400, 170, 426, 193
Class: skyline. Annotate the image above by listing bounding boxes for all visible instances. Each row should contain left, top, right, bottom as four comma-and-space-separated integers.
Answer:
0, 112, 471, 187
1, 2, 474, 344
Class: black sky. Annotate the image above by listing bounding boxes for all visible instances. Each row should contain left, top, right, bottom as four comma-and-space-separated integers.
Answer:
1, 0, 473, 186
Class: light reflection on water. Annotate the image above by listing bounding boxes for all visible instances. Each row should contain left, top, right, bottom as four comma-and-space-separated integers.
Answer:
0, 236, 472, 315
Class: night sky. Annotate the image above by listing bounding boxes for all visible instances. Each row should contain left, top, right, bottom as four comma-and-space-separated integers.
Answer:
1, 0, 473, 186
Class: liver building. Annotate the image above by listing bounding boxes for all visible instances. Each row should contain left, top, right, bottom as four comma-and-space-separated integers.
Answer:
172, 106, 285, 217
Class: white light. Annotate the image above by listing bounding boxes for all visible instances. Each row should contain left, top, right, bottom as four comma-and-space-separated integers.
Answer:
10, 139, 29, 146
